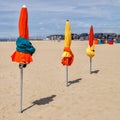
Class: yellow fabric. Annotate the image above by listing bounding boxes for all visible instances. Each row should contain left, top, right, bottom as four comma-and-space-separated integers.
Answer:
62, 51, 71, 57
61, 21, 74, 66
86, 45, 95, 58
64, 21, 71, 48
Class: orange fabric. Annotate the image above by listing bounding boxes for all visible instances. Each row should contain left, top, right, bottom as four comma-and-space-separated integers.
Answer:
94, 39, 98, 44
11, 50, 32, 64
19, 6, 29, 39
61, 47, 74, 66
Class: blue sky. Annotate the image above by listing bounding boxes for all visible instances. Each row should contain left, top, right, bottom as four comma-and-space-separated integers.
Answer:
1, 0, 120, 38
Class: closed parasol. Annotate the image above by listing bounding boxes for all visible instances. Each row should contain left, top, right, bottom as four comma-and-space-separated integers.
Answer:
11, 5, 35, 113
61, 20, 74, 86
11, 5, 35, 65
86, 25, 95, 73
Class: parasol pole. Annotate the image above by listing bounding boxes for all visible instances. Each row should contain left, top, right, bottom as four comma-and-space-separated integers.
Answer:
66, 66, 68, 87
90, 58, 92, 74
20, 64, 23, 113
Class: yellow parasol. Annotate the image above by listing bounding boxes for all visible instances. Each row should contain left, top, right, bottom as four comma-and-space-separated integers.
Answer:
61, 20, 74, 86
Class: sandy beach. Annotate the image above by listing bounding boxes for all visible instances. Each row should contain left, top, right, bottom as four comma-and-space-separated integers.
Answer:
0, 40, 120, 120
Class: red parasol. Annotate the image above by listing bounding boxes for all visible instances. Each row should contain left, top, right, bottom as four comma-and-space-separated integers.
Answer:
86, 25, 95, 73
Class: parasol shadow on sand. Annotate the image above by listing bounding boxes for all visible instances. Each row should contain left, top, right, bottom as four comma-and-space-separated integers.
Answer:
68, 78, 82, 86
22, 95, 56, 113
91, 70, 100, 74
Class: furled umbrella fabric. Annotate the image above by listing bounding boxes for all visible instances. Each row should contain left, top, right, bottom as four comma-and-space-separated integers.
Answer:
19, 5, 29, 40
86, 25, 95, 74
11, 5, 35, 64
86, 25, 95, 58
10, 5, 35, 113
61, 20, 74, 87
89, 25, 94, 47
61, 20, 74, 66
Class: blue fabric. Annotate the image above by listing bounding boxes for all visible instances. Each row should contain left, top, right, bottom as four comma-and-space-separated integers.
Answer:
16, 37, 35, 55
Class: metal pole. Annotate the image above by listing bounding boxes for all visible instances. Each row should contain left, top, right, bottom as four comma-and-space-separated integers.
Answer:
90, 58, 92, 74
66, 66, 68, 87
20, 67, 23, 113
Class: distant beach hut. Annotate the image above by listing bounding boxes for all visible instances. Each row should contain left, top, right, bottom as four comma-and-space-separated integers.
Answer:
94, 38, 98, 44
107, 37, 114, 45
98, 39, 104, 44
116, 39, 120, 43
116, 35, 120, 43
104, 39, 107, 44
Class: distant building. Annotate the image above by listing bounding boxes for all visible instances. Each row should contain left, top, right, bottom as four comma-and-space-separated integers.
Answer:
79, 33, 88, 40
47, 33, 80, 40
72, 33, 79, 40
95, 33, 117, 39
46, 32, 119, 41
47, 34, 64, 40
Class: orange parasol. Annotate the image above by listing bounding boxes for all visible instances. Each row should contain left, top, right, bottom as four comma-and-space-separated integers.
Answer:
11, 5, 35, 65
61, 20, 74, 86
86, 25, 95, 73
11, 5, 35, 113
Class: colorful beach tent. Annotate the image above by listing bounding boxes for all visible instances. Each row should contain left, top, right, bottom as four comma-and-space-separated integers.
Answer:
11, 5, 35, 113
61, 20, 74, 86
86, 25, 95, 73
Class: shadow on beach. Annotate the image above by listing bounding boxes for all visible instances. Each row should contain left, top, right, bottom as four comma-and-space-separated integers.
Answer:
91, 70, 100, 74
22, 95, 56, 113
68, 78, 82, 86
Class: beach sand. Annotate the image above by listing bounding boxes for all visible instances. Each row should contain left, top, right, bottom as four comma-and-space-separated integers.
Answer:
0, 40, 120, 120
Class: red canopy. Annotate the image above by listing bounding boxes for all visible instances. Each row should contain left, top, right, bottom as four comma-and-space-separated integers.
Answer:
89, 25, 94, 47
19, 5, 29, 39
